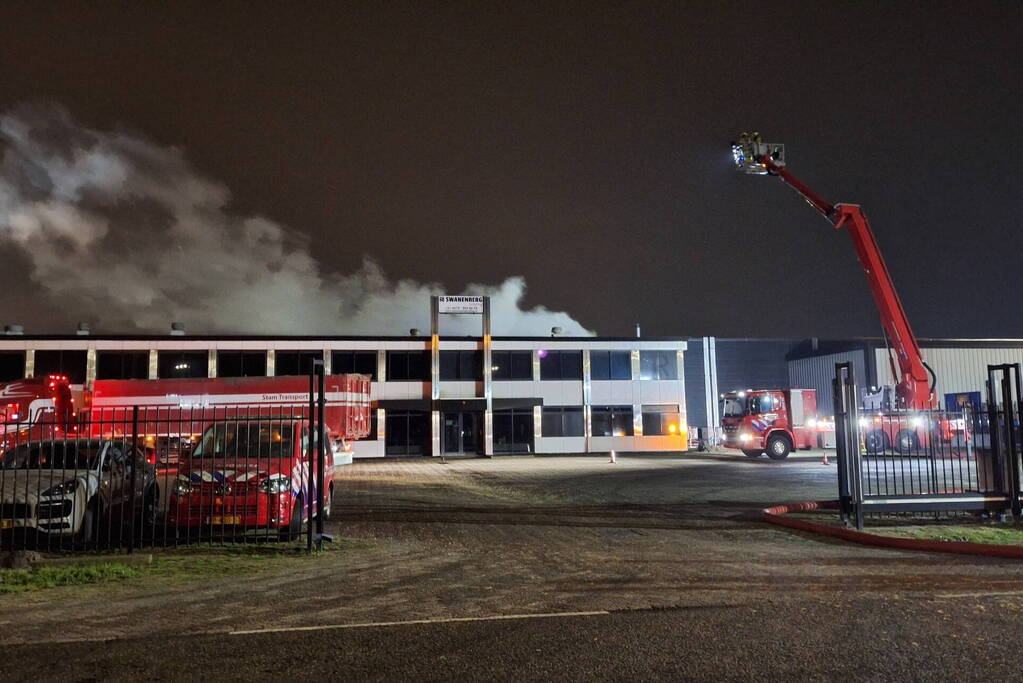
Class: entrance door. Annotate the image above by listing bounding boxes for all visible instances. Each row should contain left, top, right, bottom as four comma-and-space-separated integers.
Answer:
442, 412, 482, 454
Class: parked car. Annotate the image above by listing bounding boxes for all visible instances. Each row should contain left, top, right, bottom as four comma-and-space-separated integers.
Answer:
0, 439, 158, 543
168, 419, 335, 540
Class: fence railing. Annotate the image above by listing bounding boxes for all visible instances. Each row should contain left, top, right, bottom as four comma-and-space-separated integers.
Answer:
0, 398, 332, 554
834, 362, 1023, 528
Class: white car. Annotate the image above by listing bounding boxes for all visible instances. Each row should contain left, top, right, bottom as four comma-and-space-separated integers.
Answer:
0, 439, 158, 545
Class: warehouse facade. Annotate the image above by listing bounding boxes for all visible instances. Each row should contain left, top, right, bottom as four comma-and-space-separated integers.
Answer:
0, 333, 688, 458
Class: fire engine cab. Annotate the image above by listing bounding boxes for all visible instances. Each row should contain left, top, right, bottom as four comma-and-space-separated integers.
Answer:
721, 388, 817, 459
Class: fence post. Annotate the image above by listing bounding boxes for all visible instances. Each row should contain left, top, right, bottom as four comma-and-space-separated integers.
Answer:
128, 405, 139, 554
315, 363, 326, 551
1006, 365, 1022, 518
307, 366, 315, 553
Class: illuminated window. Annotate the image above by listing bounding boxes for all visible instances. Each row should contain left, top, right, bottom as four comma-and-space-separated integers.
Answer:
591, 405, 634, 437
639, 351, 678, 380
641, 405, 682, 436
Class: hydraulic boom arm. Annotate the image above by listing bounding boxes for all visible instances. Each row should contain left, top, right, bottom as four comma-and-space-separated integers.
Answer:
732, 133, 934, 410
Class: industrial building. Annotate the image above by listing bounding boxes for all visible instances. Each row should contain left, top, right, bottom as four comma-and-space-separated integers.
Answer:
0, 330, 688, 458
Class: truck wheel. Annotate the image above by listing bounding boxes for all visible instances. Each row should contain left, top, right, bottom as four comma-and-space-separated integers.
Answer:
766, 434, 791, 460
865, 430, 890, 455
741, 449, 763, 458
895, 429, 919, 455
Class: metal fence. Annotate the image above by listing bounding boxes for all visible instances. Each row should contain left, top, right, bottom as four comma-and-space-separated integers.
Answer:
0, 366, 333, 553
834, 362, 1023, 528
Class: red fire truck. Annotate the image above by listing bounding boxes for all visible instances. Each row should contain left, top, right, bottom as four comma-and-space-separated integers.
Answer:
721, 388, 818, 459
0, 375, 75, 449
85, 374, 372, 467
728, 133, 950, 456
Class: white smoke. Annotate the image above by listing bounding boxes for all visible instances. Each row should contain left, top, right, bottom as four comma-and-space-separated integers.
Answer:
0, 104, 592, 336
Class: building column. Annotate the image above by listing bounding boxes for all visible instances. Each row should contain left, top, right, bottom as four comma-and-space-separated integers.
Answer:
148, 350, 158, 380
207, 349, 217, 378
482, 296, 493, 457
85, 348, 97, 385
266, 349, 276, 377
582, 348, 592, 453
24, 349, 35, 378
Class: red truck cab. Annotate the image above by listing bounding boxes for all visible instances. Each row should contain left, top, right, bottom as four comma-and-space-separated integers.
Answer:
168, 418, 335, 539
720, 388, 817, 460
1, 375, 75, 449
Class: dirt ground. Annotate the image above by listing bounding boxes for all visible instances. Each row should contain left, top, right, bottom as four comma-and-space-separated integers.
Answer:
2, 450, 1023, 653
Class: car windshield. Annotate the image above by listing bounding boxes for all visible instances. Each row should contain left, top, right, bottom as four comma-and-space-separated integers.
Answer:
1, 441, 105, 470
721, 397, 747, 417
191, 423, 295, 459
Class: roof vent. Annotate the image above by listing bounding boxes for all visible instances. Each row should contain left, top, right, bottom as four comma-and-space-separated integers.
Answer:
4, 324, 24, 336
409, 328, 420, 336
170, 322, 186, 336
76, 322, 90, 336
551, 326, 562, 337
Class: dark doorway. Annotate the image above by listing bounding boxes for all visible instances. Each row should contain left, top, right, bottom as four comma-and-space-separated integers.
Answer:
442, 411, 482, 455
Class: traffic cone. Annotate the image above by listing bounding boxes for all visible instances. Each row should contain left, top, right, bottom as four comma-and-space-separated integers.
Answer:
610, 450, 617, 464
821, 450, 830, 465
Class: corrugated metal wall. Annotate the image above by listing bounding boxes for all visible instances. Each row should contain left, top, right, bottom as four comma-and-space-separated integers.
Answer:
875, 346, 1023, 400
683, 340, 708, 429
714, 339, 793, 395
788, 349, 867, 415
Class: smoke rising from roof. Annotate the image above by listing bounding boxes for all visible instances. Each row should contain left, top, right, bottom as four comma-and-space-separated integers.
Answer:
0, 104, 593, 336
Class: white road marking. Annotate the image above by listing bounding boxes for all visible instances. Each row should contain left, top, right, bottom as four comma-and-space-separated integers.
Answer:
229, 610, 611, 635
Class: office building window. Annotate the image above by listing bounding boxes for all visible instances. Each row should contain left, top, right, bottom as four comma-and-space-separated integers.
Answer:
385, 410, 430, 455
359, 410, 378, 441
493, 408, 534, 453
0, 352, 26, 382
590, 351, 632, 380
538, 350, 583, 380
157, 351, 208, 379
591, 405, 634, 437
491, 350, 532, 380
216, 351, 267, 378
440, 350, 482, 381
332, 350, 378, 380
386, 351, 430, 381
34, 350, 88, 383
642, 405, 683, 436
541, 406, 584, 437
639, 351, 678, 380
97, 351, 150, 380
274, 350, 323, 376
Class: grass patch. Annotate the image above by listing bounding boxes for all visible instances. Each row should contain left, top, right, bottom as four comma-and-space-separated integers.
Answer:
882, 524, 1023, 546
0, 564, 144, 594
0, 537, 371, 596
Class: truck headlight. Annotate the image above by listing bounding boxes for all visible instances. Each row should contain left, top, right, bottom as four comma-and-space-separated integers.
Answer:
41, 479, 78, 497
807, 418, 817, 428
739, 433, 751, 443
174, 478, 194, 496
261, 476, 292, 494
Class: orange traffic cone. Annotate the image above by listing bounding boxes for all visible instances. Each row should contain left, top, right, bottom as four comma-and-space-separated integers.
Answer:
821, 450, 830, 465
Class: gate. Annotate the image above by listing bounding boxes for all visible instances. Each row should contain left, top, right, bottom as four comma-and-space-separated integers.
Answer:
833, 362, 1023, 528
0, 366, 330, 554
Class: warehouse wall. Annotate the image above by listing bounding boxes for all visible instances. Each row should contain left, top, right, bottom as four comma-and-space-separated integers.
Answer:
788, 349, 868, 415
875, 346, 1023, 403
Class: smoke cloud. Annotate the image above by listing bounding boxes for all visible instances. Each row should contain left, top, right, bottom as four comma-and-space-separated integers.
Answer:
0, 104, 593, 336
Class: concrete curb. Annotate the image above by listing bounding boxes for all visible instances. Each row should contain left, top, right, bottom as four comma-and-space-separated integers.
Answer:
761, 501, 1023, 559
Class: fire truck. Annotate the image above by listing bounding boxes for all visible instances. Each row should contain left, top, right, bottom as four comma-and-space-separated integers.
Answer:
728, 133, 947, 455
0, 375, 75, 449
86, 374, 372, 467
720, 388, 818, 459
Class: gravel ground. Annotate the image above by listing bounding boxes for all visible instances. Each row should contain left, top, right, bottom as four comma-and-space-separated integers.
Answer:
2, 451, 1022, 680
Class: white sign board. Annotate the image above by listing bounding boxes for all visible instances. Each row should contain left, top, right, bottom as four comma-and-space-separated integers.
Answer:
438, 295, 485, 314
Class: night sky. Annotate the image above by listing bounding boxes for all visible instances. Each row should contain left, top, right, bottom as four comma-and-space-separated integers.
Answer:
1, 1, 1020, 338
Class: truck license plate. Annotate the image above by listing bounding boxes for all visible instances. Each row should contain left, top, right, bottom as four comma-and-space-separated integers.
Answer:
210, 515, 240, 525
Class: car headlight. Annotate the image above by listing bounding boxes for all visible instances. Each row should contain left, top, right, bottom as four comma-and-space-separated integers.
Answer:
174, 477, 194, 496
41, 479, 79, 497
260, 476, 292, 494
